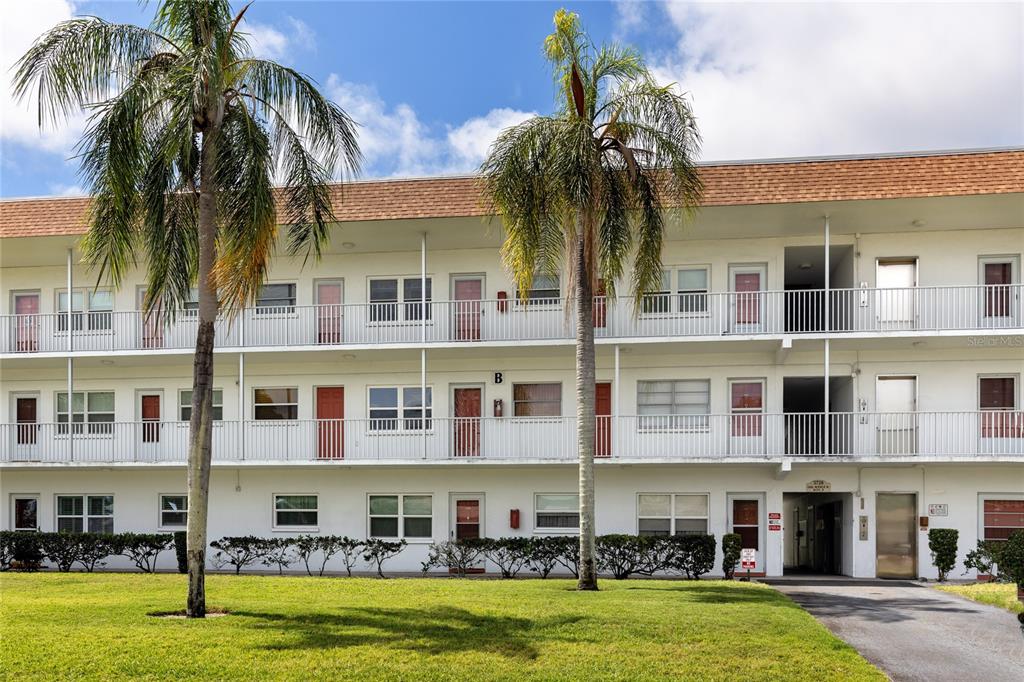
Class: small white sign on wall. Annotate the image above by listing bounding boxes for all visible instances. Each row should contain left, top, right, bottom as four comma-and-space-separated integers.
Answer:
928, 503, 948, 517
806, 480, 831, 493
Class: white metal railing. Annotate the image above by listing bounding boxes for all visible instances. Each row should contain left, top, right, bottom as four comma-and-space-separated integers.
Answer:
2, 284, 1020, 354
3, 412, 1020, 463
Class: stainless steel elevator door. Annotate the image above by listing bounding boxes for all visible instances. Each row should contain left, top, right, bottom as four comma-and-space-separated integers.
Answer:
876, 493, 917, 579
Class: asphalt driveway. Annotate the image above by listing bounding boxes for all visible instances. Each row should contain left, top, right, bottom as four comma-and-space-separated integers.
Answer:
770, 581, 1024, 681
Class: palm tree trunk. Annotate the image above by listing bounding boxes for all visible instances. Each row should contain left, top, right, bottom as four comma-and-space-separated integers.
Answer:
575, 229, 598, 591
186, 124, 220, 618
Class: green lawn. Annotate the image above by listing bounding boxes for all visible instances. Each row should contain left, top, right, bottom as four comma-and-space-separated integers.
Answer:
1, 573, 882, 681
935, 582, 1023, 614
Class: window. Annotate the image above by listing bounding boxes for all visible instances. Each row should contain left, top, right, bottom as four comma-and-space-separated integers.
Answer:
369, 277, 432, 322
979, 376, 1020, 438
982, 498, 1024, 541
368, 386, 432, 431
730, 380, 764, 437
368, 494, 432, 539
159, 495, 188, 528
57, 288, 113, 331
517, 273, 560, 305
535, 493, 579, 530
56, 495, 113, 533
57, 391, 114, 435
274, 494, 318, 528
179, 389, 223, 421
255, 283, 296, 312
513, 383, 561, 417
637, 380, 710, 430
254, 388, 298, 420
643, 267, 709, 314
638, 494, 709, 536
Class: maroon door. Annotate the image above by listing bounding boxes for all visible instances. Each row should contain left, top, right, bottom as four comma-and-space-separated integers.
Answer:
734, 272, 762, 324
984, 262, 1012, 318
980, 377, 1019, 438
14, 294, 39, 352
452, 498, 485, 573
596, 382, 611, 457
317, 386, 344, 459
453, 279, 482, 341
731, 381, 764, 437
16, 397, 37, 445
141, 395, 161, 443
317, 282, 343, 344
453, 387, 482, 456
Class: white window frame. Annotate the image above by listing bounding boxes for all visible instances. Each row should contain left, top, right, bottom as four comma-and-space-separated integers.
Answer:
158, 493, 188, 530
978, 493, 1024, 545
179, 388, 224, 421
512, 382, 563, 419
636, 493, 710, 536
56, 287, 114, 333
642, 265, 711, 316
253, 387, 299, 421
272, 493, 319, 531
367, 275, 433, 324
534, 493, 580, 533
366, 493, 433, 541
10, 494, 40, 532
516, 272, 561, 306
978, 374, 1019, 411
56, 390, 115, 436
636, 379, 711, 432
55, 494, 114, 534
367, 385, 433, 432
254, 282, 297, 315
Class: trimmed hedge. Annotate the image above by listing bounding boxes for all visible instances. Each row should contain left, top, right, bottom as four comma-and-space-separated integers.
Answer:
1, 532, 173, 572
927, 528, 958, 582
722, 533, 742, 579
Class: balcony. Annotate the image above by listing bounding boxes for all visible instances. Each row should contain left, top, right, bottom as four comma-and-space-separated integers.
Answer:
2, 284, 1020, 355
3, 411, 1021, 464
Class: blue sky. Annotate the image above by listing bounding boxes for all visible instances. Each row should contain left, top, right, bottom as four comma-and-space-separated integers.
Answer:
2, 1, 1022, 198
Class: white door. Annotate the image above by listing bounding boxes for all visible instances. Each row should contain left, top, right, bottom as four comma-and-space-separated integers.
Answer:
876, 376, 917, 454
979, 256, 1020, 328
729, 264, 767, 333
876, 259, 917, 329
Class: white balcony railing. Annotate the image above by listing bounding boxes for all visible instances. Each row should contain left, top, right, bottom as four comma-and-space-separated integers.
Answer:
3, 412, 1021, 464
2, 284, 1020, 354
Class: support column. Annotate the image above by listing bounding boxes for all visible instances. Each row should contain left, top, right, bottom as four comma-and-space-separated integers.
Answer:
613, 344, 620, 457
421, 232, 427, 460
238, 352, 245, 461
823, 216, 831, 456
66, 247, 74, 462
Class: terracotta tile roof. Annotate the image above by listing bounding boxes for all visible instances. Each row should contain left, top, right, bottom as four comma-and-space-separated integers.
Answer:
2, 149, 1021, 239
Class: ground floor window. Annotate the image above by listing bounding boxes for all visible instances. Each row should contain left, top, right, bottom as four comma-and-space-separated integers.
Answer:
159, 494, 188, 528
637, 494, 709, 536
535, 493, 579, 530
273, 494, 318, 529
56, 495, 113, 533
368, 494, 432, 539
982, 498, 1024, 541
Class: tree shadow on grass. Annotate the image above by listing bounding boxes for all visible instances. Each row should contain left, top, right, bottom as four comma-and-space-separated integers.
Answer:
231, 606, 588, 659
622, 584, 798, 607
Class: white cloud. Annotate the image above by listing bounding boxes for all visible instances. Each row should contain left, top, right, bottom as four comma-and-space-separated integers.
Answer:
633, 2, 1023, 160
326, 74, 535, 177
1, 0, 86, 156
246, 16, 316, 60
48, 182, 85, 197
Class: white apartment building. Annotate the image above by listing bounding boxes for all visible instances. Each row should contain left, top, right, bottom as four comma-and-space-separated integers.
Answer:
1, 148, 1021, 578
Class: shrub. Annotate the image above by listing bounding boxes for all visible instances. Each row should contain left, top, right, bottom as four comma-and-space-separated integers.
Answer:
422, 539, 487, 577
547, 536, 580, 578
210, 536, 271, 574
0, 532, 14, 571
75, 534, 115, 572
112, 533, 173, 573
319, 536, 364, 577
722, 533, 742, 579
261, 537, 297, 574
12, 533, 44, 570
998, 530, 1024, 589
527, 536, 563, 578
596, 534, 651, 579
665, 535, 717, 579
38, 533, 82, 572
927, 528, 959, 582
362, 539, 406, 578
481, 538, 532, 578
173, 531, 187, 573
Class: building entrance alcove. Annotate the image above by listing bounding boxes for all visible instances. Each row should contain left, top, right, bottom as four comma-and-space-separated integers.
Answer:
783, 492, 853, 576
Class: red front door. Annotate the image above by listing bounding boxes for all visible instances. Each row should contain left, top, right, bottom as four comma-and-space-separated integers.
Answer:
317, 386, 344, 459
453, 387, 482, 456
734, 272, 762, 325
16, 397, 37, 445
453, 278, 482, 341
596, 382, 611, 457
731, 381, 764, 437
141, 394, 161, 443
14, 294, 39, 352
984, 262, 1012, 318
316, 282, 343, 344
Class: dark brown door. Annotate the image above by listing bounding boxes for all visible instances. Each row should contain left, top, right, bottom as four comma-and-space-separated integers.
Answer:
316, 282, 343, 344
316, 386, 344, 459
596, 382, 611, 457
984, 262, 1012, 318
453, 387, 482, 456
16, 397, 37, 445
451, 497, 485, 573
141, 394, 161, 443
13, 497, 38, 531
14, 294, 39, 352
453, 278, 482, 341
980, 377, 1019, 438
732, 499, 760, 550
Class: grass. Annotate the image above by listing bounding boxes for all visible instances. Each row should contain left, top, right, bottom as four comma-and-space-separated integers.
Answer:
935, 582, 1023, 614
0, 573, 883, 681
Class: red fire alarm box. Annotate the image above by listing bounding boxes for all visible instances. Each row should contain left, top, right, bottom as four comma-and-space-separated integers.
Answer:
497, 291, 508, 313
510, 509, 520, 529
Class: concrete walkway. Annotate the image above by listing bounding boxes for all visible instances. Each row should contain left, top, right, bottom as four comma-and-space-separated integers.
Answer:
769, 580, 1024, 681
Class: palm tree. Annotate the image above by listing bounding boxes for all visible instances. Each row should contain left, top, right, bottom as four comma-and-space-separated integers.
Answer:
481, 9, 702, 590
14, 0, 360, 616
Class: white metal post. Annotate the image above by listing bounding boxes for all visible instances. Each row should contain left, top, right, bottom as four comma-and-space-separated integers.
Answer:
66, 247, 74, 462
238, 352, 245, 461
421, 232, 427, 459
824, 216, 830, 456
614, 344, 620, 457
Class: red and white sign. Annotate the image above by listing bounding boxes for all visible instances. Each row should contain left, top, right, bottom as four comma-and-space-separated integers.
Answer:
768, 512, 781, 520
740, 548, 756, 570
769, 524, 782, 531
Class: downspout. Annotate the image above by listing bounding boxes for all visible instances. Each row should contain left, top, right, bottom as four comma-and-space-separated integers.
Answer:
614, 344, 620, 457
